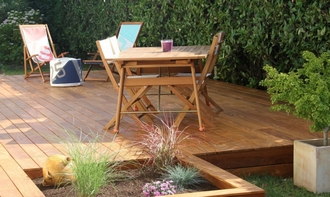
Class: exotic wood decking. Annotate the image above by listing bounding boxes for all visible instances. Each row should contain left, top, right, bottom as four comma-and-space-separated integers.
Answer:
0, 71, 323, 196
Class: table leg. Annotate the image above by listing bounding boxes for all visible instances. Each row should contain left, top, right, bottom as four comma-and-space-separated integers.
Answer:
173, 65, 204, 131
114, 68, 125, 133
190, 66, 204, 131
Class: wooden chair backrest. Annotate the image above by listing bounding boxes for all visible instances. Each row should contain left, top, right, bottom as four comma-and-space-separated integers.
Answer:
198, 32, 225, 86
109, 36, 121, 55
115, 22, 144, 51
96, 37, 120, 89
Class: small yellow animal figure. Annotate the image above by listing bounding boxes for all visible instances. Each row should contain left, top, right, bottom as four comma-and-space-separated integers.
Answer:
42, 154, 75, 186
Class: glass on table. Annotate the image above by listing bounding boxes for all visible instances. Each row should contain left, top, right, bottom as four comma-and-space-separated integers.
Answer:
161, 39, 173, 52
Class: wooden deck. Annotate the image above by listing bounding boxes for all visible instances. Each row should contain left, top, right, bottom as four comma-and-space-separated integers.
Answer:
0, 71, 324, 196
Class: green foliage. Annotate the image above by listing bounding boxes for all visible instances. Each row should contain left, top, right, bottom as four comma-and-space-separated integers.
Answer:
0, 8, 44, 68
30, 0, 128, 60
0, 24, 22, 67
213, 0, 330, 88
161, 164, 204, 191
64, 131, 123, 197
129, 0, 214, 47
260, 51, 330, 133
0, 0, 30, 22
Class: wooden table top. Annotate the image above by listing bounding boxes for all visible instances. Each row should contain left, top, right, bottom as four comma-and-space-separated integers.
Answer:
110, 45, 210, 61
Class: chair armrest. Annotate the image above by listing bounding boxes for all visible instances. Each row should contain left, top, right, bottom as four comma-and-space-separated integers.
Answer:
57, 52, 69, 58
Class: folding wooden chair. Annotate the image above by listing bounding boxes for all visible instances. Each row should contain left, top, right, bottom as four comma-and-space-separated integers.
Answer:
83, 22, 144, 81
19, 24, 68, 82
96, 37, 158, 131
172, 32, 225, 128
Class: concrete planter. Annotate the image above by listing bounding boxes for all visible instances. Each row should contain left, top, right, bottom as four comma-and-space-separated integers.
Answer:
294, 139, 330, 194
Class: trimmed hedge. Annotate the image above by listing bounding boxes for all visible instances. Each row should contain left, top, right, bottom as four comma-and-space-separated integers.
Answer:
2, 0, 330, 88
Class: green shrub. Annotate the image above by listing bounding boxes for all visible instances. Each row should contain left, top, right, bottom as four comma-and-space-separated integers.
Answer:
0, 8, 44, 69
260, 51, 330, 145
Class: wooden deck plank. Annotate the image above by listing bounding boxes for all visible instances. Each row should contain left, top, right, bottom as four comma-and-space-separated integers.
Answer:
0, 124, 40, 170
0, 143, 45, 197
0, 166, 23, 197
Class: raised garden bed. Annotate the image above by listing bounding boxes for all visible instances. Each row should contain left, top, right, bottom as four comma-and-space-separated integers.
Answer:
27, 154, 264, 197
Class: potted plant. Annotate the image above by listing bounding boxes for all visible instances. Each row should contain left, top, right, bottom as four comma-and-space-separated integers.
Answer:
260, 50, 330, 194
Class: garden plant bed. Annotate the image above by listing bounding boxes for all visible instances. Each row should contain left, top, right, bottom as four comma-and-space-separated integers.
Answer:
30, 155, 265, 197
33, 168, 218, 197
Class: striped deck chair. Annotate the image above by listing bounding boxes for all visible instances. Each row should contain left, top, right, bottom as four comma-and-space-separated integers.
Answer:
19, 24, 68, 82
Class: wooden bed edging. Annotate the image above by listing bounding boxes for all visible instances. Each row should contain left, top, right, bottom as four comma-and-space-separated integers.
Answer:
175, 153, 265, 197
197, 145, 293, 178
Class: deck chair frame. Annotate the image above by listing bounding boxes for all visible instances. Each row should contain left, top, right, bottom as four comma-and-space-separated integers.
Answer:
83, 22, 144, 81
172, 32, 225, 128
95, 37, 158, 131
19, 24, 67, 82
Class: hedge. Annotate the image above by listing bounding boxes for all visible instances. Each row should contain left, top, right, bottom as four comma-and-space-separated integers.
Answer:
1, 0, 329, 88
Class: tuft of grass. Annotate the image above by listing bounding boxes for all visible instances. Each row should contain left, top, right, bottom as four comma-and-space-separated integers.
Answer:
245, 174, 330, 197
161, 163, 205, 191
63, 130, 124, 197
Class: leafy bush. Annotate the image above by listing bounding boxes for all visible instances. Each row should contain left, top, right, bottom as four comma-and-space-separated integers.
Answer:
0, 8, 44, 69
260, 51, 330, 145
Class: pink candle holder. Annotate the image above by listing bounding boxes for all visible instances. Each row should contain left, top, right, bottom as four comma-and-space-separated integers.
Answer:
161, 39, 173, 52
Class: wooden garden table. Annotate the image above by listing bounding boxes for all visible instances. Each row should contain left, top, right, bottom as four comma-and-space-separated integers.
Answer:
110, 45, 210, 132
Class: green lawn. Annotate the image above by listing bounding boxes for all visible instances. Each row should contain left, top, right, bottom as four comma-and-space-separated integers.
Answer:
245, 174, 330, 197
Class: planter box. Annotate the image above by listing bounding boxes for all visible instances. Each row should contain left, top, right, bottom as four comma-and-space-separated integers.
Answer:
294, 139, 330, 194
